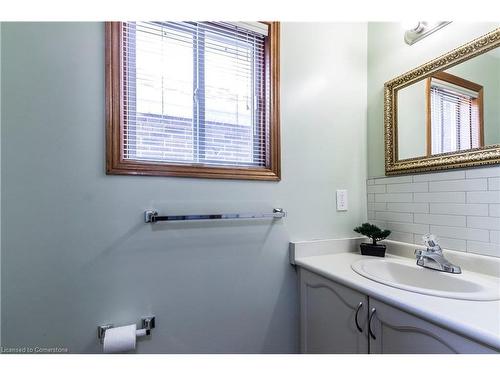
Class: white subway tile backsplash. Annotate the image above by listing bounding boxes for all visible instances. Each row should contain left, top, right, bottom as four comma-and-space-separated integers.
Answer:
388, 231, 414, 243
367, 166, 500, 258
465, 166, 500, 179
413, 233, 464, 249
430, 203, 488, 216
375, 193, 413, 203
467, 216, 500, 231
467, 191, 500, 204
414, 192, 466, 203
387, 202, 429, 213
429, 179, 487, 192
413, 170, 466, 182
414, 213, 466, 227
370, 220, 388, 228
367, 184, 386, 194
467, 241, 500, 258
491, 231, 500, 244
386, 182, 428, 193
413, 233, 424, 245
490, 204, 500, 217
489, 177, 500, 191
374, 176, 413, 184
386, 222, 430, 234
436, 237, 466, 251
368, 202, 387, 211
430, 225, 489, 242
376, 211, 413, 223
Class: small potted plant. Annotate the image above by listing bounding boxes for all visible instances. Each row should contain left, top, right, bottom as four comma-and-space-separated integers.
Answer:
353, 223, 391, 257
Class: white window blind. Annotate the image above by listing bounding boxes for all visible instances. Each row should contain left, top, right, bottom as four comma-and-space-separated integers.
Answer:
430, 80, 480, 155
122, 21, 270, 167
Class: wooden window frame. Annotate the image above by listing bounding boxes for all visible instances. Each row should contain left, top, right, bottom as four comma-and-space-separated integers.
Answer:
425, 71, 484, 156
105, 21, 281, 181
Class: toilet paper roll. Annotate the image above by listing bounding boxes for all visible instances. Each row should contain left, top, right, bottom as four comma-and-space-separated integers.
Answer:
103, 324, 137, 353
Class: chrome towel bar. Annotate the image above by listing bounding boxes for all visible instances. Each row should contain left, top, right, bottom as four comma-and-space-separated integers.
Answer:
144, 208, 286, 223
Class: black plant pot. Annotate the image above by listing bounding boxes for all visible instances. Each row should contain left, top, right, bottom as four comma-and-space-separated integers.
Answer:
360, 243, 386, 257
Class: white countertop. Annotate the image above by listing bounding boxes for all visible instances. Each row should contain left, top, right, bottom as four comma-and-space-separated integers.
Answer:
294, 249, 500, 351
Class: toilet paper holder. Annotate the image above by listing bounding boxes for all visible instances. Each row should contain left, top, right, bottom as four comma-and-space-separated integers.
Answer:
97, 316, 156, 343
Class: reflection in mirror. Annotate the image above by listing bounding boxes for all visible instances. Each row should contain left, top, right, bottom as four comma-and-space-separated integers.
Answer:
427, 72, 483, 156
397, 46, 500, 161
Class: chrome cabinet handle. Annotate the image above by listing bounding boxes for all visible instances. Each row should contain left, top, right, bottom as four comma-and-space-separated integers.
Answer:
368, 308, 377, 340
354, 302, 363, 333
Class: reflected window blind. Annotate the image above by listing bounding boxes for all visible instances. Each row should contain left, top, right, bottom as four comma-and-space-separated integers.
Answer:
430, 82, 480, 155
122, 21, 269, 167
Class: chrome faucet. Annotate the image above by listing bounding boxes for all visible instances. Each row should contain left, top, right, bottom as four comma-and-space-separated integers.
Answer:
414, 234, 461, 274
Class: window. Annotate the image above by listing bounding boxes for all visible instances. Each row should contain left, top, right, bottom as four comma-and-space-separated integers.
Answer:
106, 22, 280, 180
426, 72, 484, 156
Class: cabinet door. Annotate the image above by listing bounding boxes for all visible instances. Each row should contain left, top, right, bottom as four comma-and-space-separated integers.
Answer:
368, 298, 498, 354
299, 268, 369, 353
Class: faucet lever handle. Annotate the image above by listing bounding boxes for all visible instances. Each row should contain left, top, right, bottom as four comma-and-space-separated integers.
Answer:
422, 234, 442, 253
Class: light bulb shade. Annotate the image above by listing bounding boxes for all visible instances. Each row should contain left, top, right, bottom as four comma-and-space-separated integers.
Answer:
401, 21, 422, 32
404, 21, 451, 45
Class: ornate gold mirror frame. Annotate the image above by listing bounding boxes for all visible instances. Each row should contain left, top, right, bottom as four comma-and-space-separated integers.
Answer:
384, 28, 500, 175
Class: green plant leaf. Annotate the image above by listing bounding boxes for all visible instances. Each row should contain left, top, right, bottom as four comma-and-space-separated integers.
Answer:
353, 222, 391, 245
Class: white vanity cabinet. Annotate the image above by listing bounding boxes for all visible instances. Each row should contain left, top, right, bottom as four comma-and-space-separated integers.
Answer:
368, 298, 497, 354
299, 268, 368, 353
299, 268, 498, 354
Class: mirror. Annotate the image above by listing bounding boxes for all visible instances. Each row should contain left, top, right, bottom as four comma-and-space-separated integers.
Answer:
384, 28, 500, 175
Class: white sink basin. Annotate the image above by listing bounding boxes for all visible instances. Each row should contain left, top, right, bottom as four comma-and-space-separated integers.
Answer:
351, 257, 500, 301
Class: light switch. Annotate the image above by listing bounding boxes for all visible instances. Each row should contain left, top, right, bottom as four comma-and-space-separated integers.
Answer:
336, 189, 348, 211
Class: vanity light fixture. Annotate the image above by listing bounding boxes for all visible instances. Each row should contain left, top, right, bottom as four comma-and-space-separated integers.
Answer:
403, 21, 451, 45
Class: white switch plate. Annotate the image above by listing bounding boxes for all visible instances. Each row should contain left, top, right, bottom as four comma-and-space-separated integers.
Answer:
336, 189, 348, 211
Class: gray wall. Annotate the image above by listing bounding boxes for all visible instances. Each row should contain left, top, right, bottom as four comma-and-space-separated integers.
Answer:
367, 22, 500, 177
1, 22, 367, 353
